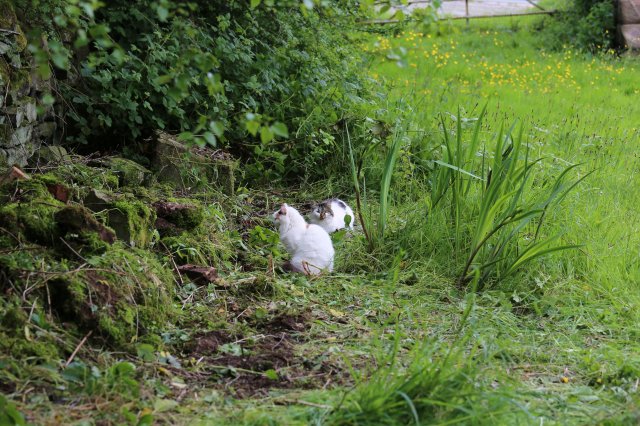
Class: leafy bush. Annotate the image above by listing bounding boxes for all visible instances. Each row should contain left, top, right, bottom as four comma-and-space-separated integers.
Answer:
20, 0, 375, 182
538, 0, 616, 52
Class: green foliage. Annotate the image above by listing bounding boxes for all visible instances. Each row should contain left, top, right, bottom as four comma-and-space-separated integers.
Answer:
22, 0, 374, 182
348, 122, 405, 252
430, 113, 587, 289
0, 395, 26, 426
538, 0, 616, 52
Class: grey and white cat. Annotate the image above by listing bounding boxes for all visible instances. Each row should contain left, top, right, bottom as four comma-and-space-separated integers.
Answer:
273, 203, 334, 275
309, 198, 355, 233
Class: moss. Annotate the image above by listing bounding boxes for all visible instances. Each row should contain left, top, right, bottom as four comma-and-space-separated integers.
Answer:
13, 177, 56, 201
154, 198, 205, 230
48, 163, 120, 195
0, 178, 65, 245
161, 230, 232, 266
0, 58, 10, 87
109, 199, 155, 248
55, 205, 116, 251
0, 203, 20, 237
0, 1, 27, 52
18, 201, 61, 245
172, 206, 204, 229
49, 245, 176, 348
0, 300, 61, 359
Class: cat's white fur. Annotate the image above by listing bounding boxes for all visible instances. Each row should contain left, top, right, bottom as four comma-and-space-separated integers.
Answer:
273, 203, 334, 275
309, 199, 355, 233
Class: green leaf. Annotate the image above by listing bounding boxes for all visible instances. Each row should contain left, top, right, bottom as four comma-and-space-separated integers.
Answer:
246, 120, 260, 136
264, 369, 278, 380
154, 75, 173, 85
209, 121, 224, 137
136, 344, 155, 362
203, 131, 217, 147
260, 126, 274, 144
219, 343, 244, 356
41, 93, 55, 106
177, 132, 194, 142
0, 395, 26, 426
156, 6, 169, 21
250, 0, 262, 8
153, 399, 178, 413
270, 122, 289, 138
137, 414, 154, 426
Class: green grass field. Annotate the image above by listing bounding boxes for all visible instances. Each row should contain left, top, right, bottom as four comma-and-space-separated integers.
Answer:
5, 15, 640, 426
196, 16, 640, 424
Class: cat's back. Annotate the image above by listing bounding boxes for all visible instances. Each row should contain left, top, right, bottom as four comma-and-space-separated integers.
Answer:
298, 224, 334, 253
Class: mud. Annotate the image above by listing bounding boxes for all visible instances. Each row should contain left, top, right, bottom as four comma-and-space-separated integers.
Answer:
184, 312, 339, 397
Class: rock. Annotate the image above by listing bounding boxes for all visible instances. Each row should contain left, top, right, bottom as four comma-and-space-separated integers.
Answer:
155, 217, 180, 236
177, 264, 218, 286
83, 189, 116, 212
619, 0, 640, 25
104, 157, 153, 188
0, 165, 30, 185
154, 131, 237, 194
83, 189, 155, 248
54, 205, 116, 244
619, 24, 640, 49
45, 183, 70, 203
36, 145, 68, 164
35, 122, 57, 139
0, 1, 54, 167
152, 201, 204, 230
106, 199, 155, 248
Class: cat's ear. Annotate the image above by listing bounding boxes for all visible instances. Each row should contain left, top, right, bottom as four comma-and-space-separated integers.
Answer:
279, 204, 287, 215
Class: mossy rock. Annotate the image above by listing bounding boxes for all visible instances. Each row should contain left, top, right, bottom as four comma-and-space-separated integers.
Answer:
104, 157, 153, 188
0, 195, 63, 246
0, 175, 72, 245
81, 188, 156, 248
0, 1, 27, 52
107, 199, 156, 248
35, 145, 68, 164
17, 201, 61, 245
153, 200, 204, 231
49, 246, 176, 347
48, 163, 120, 196
54, 205, 116, 255
153, 132, 237, 194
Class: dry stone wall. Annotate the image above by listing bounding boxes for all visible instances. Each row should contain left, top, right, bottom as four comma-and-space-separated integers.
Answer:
0, 1, 55, 169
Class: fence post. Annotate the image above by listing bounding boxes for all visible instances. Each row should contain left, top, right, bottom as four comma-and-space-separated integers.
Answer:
465, 0, 470, 25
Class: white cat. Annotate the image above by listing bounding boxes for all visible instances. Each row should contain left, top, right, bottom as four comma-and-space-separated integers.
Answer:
272, 203, 334, 275
309, 198, 355, 233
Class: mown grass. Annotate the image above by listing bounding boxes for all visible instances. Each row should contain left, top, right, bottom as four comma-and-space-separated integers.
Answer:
5, 14, 640, 426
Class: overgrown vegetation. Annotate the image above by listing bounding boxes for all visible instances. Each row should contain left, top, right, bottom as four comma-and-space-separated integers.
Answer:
2, 2, 640, 425
15, 0, 375, 180
538, 0, 617, 52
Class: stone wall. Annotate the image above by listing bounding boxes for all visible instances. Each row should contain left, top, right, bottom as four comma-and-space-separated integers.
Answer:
0, 1, 54, 169
618, 0, 640, 49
